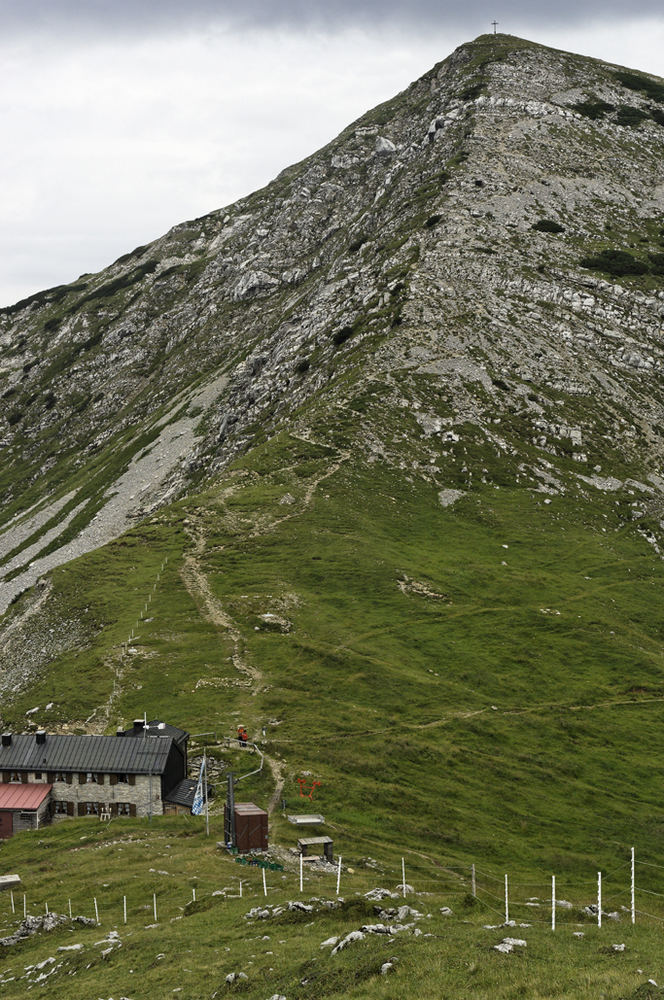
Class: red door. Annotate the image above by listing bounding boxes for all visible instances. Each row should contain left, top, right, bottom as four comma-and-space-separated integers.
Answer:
0, 810, 14, 839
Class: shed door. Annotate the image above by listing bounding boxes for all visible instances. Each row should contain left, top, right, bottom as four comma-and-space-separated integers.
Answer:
0, 810, 14, 839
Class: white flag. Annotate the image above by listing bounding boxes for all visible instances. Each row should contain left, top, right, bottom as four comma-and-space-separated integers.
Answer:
192, 757, 206, 815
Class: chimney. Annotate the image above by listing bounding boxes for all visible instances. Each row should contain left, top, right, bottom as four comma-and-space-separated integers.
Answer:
1, 733, 11, 747
36, 730, 46, 745
133, 719, 145, 733
116, 727, 125, 737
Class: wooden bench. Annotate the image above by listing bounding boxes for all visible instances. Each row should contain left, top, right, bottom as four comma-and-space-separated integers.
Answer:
297, 836, 333, 862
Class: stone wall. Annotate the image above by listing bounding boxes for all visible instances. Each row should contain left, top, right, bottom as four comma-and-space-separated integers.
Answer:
50, 774, 162, 819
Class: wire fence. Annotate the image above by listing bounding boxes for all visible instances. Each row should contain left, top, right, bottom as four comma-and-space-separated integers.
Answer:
2, 846, 664, 934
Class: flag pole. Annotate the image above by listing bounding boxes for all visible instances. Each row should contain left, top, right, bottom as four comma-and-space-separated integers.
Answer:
204, 750, 209, 837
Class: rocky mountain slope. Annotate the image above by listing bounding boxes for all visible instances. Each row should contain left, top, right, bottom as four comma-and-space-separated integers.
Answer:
2, 34, 664, 892
3, 33, 664, 615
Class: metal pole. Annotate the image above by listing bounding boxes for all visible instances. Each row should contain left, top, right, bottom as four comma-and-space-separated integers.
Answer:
597, 872, 602, 928
68, 898, 72, 920
504, 874, 509, 924
204, 751, 209, 838
402, 858, 406, 898
262, 869, 267, 897
336, 856, 342, 897
123, 895, 127, 924
10, 891, 14, 915
94, 897, 99, 925
471, 864, 476, 898
153, 893, 158, 922
300, 853, 304, 894
551, 875, 556, 932
226, 772, 236, 848
23, 894, 26, 918
631, 847, 635, 925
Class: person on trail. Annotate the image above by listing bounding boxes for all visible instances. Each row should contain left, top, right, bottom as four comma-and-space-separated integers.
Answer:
238, 726, 248, 747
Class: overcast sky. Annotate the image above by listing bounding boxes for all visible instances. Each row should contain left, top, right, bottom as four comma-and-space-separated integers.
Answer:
1, 1, 663, 308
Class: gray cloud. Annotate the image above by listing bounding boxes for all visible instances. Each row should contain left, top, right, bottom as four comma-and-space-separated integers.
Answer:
3, 0, 664, 38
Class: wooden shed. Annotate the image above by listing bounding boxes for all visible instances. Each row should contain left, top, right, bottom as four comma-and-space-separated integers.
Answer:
225, 802, 268, 852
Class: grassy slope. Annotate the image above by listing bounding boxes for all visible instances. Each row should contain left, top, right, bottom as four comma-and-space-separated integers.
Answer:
3, 395, 664, 995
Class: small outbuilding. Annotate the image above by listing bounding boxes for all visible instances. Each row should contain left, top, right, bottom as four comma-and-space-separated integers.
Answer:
225, 802, 268, 852
0, 783, 52, 839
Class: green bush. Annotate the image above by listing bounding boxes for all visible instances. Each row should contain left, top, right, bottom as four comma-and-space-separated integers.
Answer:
7, 409, 23, 425
580, 249, 649, 276
648, 252, 664, 275
615, 70, 664, 104
332, 325, 354, 346
616, 105, 650, 127
573, 100, 615, 120
533, 219, 565, 234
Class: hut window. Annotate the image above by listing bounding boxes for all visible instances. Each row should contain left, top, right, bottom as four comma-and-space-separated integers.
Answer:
117, 802, 132, 816
9, 771, 21, 782
84, 801, 99, 815
86, 772, 97, 783
54, 800, 68, 815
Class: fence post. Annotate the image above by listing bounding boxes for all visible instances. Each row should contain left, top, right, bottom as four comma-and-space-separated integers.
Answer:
262, 868, 267, 898
239, 880, 243, 899
10, 891, 14, 915
68, 899, 72, 920
336, 855, 342, 897
300, 854, 303, 894
153, 893, 157, 922
631, 847, 635, 925
504, 874, 509, 924
23, 894, 26, 918
471, 864, 476, 898
123, 896, 127, 924
402, 858, 406, 898
597, 872, 602, 929
192, 888, 196, 903
94, 897, 99, 925
551, 875, 556, 932
45, 902, 49, 915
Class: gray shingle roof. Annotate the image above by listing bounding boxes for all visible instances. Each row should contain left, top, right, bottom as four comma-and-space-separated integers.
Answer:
0, 733, 173, 775
163, 778, 198, 808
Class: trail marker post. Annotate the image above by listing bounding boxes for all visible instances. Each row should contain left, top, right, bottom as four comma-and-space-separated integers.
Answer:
504, 874, 509, 924
94, 897, 99, 925
10, 891, 14, 915
123, 896, 127, 924
68, 899, 72, 920
153, 893, 158, 922
300, 854, 304, 894
402, 858, 406, 898
597, 872, 602, 928
336, 856, 342, 897
551, 875, 556, 931
471, 864, 476, 898
631, 847, 635, 925
262, 869, 267, 897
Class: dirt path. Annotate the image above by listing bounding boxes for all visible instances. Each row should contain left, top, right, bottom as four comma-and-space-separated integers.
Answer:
178, 439, 351, 814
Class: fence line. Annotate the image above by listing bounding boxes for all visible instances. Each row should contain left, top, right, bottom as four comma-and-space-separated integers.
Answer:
5, 845, 664, 935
